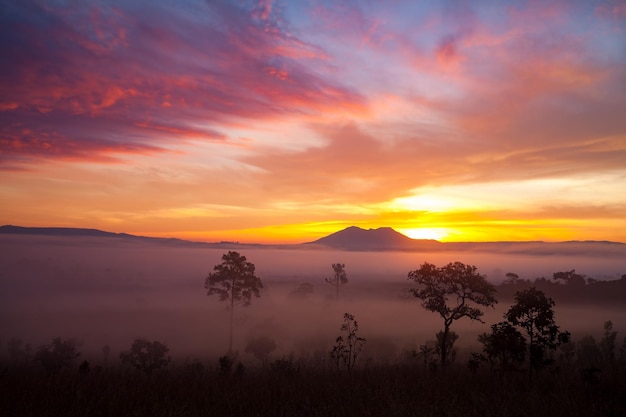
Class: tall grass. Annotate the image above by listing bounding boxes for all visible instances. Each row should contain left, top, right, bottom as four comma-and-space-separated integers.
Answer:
2, 357, 624, 417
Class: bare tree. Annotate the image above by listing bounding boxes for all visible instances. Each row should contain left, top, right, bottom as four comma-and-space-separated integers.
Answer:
205, 251, 263, 352
325, 263, 348, 301
408, 261, 497, 369
329, 313, 366, 373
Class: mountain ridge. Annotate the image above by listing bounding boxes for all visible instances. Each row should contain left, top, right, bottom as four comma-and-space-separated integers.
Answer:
1, 225, 625, 256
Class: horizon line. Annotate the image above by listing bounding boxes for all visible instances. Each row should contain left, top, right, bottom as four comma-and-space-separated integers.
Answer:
1, 224, 625, 246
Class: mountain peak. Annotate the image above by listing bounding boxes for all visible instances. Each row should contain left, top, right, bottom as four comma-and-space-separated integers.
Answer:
309, 226, 432, 250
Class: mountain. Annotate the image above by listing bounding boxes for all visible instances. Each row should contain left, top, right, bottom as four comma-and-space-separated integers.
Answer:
308, 226, 626, 256
307, 226, 441, 251
0, 225, 216, 248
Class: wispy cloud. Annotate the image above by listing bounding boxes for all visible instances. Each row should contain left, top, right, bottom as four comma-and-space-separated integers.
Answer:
0, 0, 365, 167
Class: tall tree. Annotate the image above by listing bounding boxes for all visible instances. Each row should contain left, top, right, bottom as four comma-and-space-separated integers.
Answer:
408, 262, 497, 369
325, 263, 348, 301
205, 251, 263, 352
504, 287, 570, 380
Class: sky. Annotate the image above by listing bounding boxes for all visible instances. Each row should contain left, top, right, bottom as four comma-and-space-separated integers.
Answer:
1, 0, 625, 244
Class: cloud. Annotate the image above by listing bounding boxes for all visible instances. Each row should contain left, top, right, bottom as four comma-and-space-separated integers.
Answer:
0, 0, 365, 169
1, 0, 625, 243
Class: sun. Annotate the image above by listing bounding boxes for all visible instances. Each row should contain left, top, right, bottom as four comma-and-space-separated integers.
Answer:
397, 228, 450, 241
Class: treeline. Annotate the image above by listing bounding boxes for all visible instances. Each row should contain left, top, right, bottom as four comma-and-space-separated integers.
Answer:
496, 270, 626, 303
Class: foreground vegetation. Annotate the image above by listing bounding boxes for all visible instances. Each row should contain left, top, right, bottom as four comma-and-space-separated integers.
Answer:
1, 355, 625, 417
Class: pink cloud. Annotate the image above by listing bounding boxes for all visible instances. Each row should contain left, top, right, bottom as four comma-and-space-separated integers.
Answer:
0, 0, 365, 168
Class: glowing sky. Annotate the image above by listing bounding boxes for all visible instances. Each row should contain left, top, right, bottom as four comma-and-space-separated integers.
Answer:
1, 0, 626, 243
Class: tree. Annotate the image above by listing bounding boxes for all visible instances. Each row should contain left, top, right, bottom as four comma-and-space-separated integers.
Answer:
434, 330, 459, 366
329, 312, 366, 373
34, 338, 81, 375
289, 282, 314, 299
478, 321, 526, 372
577, 335, 601, 368
120, 338, 170, 374
408, 262, 497, 368
7, 338, 31, 366
415, 341, 438, 370
552, 269, 586, 287
325, 263, 348, 301
504, 272, 520, 285
504, 287, 570, 379
599, 320, 618, 365
205, 251, 263, 352
245, 336, 277, 367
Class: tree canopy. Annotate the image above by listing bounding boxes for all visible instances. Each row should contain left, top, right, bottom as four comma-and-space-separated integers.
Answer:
205, 251, 263, 352
120, 338, 170, 374
325, 263, 348, 301
408, 261, 497, 368
504, 287, 570, 378
205, 251, 263, 307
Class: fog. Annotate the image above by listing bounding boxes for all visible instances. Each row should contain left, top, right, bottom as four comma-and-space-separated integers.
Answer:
1, 235, 625, 364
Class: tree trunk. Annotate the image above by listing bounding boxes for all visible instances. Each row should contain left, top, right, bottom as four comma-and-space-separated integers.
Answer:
528, 331, 534, 382
441, 324, 449, 370
229, 293, 234, 353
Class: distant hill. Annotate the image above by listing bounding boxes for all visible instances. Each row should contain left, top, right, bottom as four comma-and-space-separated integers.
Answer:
0, 225, 217, 248
2, 225, 625, 256
307, 226, 442, 251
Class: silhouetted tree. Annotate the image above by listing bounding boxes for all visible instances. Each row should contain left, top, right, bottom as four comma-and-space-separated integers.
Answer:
620, 336, 626, 361
559, 339, 576, 364
504, 272, 520, 285
504, 287, 570, 380
205, 251, 263, 352
599, 320, 617, 365
102, 344, 111, 367
325, 263, 348, 301
7, 338, 31, 366
329, 313, 366, 373
79, 360, 90, 375
245, 336, 277, 367
435, 330, 459, 366
478, 321, 526, 371
120, 338, 170, 374
290, 282, 314, 299
553, 269, 586, 287
408, 262, 497, 369
35, 338, 81, 375
577, 335, 602, 368
416, 341, 437, 370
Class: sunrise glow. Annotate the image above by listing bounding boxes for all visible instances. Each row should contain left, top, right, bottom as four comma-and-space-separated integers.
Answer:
1, 0, 625, 243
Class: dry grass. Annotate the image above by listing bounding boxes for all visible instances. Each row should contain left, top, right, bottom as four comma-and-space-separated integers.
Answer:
2, 358, 625, 417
